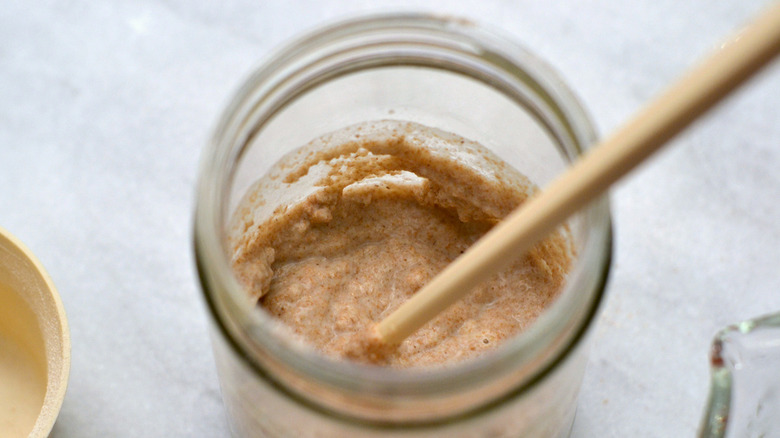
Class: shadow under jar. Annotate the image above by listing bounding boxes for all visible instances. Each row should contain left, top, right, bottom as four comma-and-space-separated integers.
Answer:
195, 13, 612, 438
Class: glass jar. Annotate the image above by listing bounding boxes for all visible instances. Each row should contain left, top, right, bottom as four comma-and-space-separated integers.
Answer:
699, 312, 780, 438
194, 13, 612, 437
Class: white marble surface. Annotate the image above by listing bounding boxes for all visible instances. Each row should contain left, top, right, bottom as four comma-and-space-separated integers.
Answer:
1, 1, 778, 436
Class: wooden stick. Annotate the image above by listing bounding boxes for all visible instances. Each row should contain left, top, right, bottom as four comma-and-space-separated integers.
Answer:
374, 3, 780, 346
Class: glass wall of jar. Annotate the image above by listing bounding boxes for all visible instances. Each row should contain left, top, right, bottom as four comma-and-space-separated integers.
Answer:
195, 14, 612, 438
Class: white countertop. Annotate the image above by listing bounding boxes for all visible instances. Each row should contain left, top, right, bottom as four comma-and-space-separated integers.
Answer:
1, 1, 778, 436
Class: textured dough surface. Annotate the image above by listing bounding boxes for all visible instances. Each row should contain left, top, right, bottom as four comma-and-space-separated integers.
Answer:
229, 121, 572, 367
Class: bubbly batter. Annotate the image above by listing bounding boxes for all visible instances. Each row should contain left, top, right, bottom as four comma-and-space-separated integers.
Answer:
229, 121, 572, 367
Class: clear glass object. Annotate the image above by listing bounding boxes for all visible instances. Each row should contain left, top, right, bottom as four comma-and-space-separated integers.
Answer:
194, 14, 612, 437
700, 312, 780, 438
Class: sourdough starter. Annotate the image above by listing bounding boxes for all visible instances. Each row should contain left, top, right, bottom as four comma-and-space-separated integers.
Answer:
229, 121, 572, 367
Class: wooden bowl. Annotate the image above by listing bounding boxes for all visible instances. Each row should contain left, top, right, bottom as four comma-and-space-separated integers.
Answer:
0, 227, 70, 437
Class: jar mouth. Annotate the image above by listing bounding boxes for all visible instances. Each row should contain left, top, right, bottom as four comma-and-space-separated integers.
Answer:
195, 12, 611, 425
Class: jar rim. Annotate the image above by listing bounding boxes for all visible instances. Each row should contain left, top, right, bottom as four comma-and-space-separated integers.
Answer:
194, 12, 612, 427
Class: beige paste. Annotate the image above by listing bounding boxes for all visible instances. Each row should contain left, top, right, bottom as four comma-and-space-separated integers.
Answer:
229, 120, 572, 367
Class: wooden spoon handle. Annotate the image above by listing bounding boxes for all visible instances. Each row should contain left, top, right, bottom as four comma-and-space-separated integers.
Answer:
375, 4, 780, 345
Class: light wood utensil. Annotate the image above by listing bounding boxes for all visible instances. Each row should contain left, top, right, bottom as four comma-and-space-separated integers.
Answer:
373, 3, 780, 346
